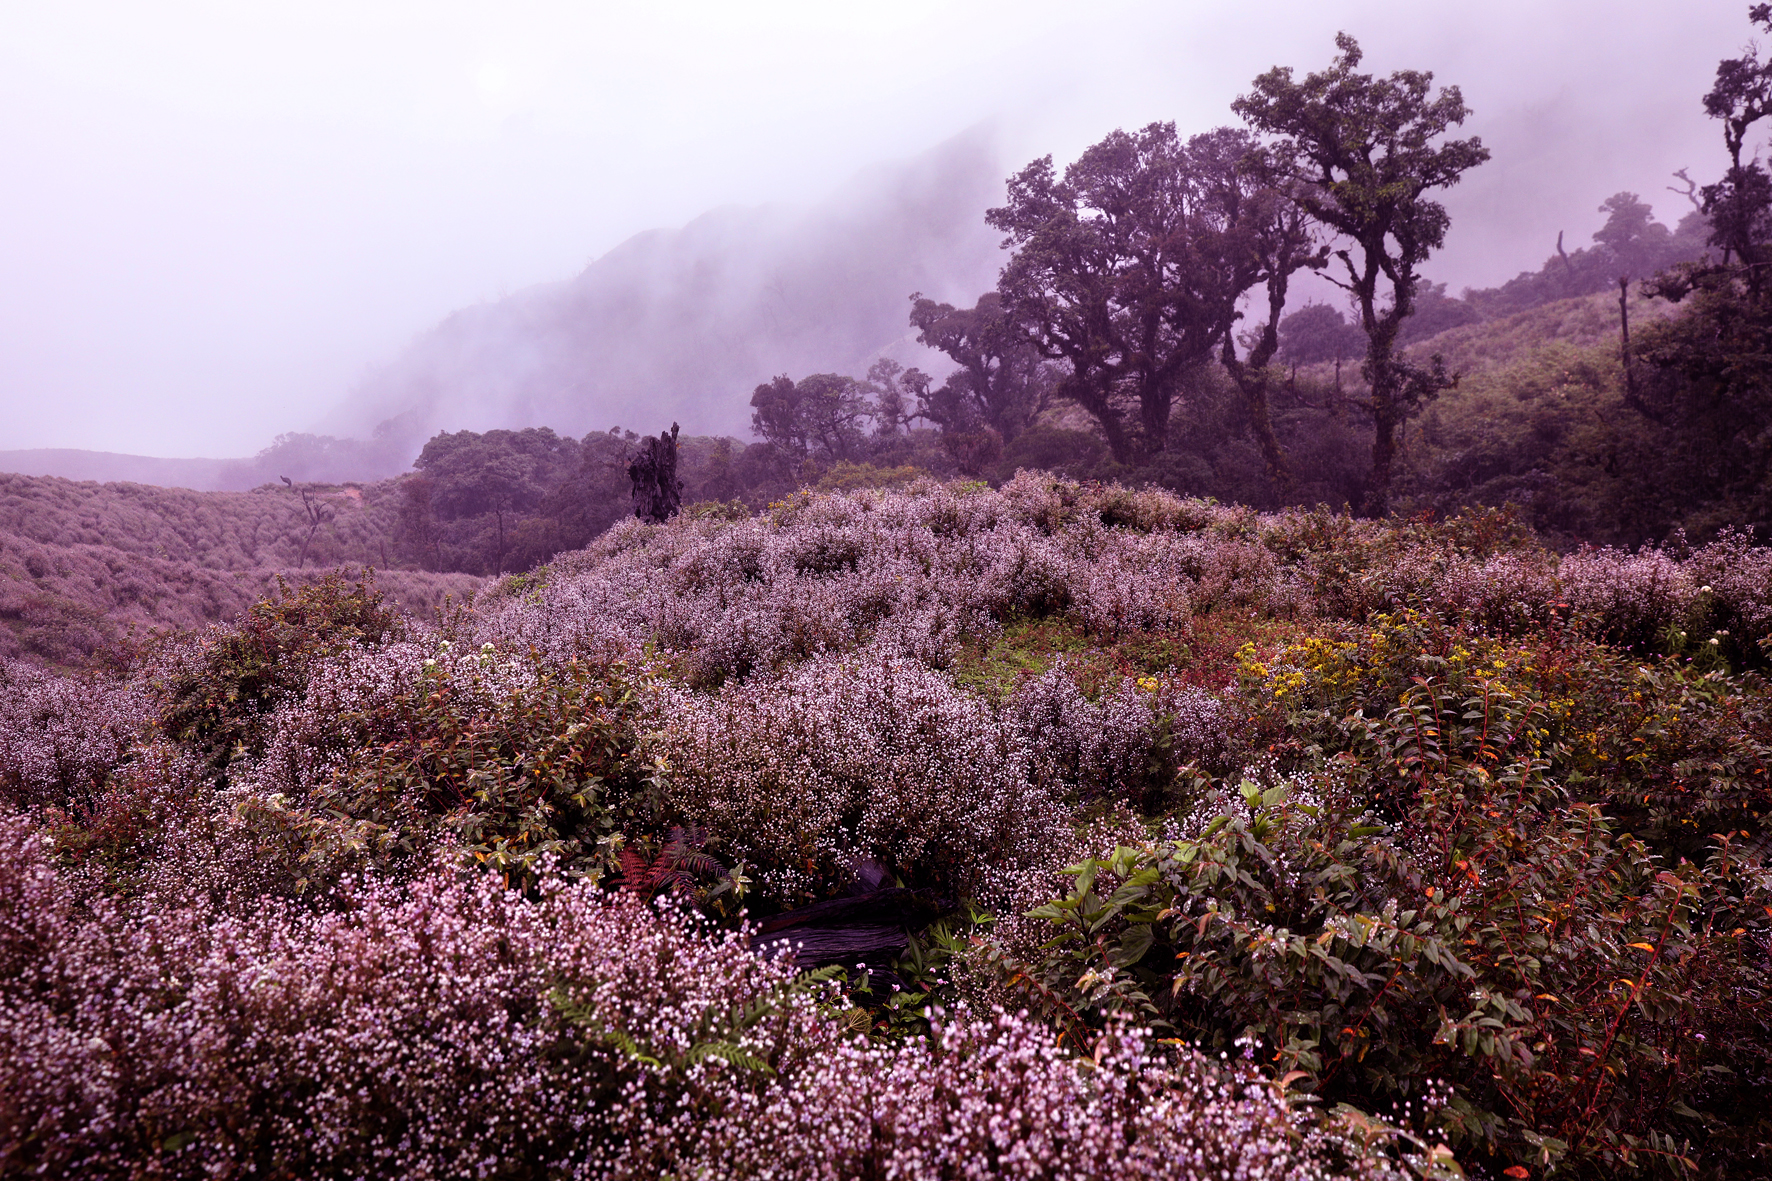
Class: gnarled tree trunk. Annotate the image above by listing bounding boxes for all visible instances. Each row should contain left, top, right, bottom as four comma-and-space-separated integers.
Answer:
628, 424, 684, 523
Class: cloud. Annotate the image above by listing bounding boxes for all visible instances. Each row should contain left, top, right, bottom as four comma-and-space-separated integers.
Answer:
322, 125, 1006, 449
0, 0, 1748, 457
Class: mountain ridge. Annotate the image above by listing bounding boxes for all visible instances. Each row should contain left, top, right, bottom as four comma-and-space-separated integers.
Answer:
319, 125, 1008, 451
0, 450, 246, 492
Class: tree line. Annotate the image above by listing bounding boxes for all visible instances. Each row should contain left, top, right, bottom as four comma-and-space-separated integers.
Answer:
745, 21, 1765, 541
748, 34, 1496, 518
382, 15, 1771, 575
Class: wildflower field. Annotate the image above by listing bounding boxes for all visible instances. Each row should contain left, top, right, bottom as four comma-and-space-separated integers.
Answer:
3, 472, 1770, 1179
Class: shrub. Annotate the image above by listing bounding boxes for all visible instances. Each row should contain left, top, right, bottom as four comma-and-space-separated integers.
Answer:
1558, 547, 1700, 651
669, 1007, 1437, 1180
0, 661, 151, 811
1242, 607, 1772, 865
475, 475, 1233, 686
0, 813, 821, 1179
156, 573, 404, 774
650, 652, 1052, 905
0, 815, 1426, 1180
1011, 662, 1772, 1178
1008, 659, 1241, 809
231, 641, 662, 893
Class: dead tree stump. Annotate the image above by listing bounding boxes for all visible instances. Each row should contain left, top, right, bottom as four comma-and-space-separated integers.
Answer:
628, 424, 684, 523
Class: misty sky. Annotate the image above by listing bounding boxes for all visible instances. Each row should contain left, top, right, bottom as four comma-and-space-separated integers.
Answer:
0, 0, 1748, 458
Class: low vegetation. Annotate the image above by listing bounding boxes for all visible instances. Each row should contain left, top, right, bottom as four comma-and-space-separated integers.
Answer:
5, 14, 1772, 1178
2, 474, 1769, 1178
0, 472, 480, 667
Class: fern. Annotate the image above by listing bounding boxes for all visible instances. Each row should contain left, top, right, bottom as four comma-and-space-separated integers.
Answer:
616, 825, 746, 910
683, 1041, 774, 1074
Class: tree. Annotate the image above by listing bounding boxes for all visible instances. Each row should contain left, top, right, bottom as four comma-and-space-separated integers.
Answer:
414, 428, 576, 574
1459, 198, 1709, 321
749, 375, 808, 465
278, 476, 334, 569
1235, 33, 1489, 516
749, 373, 872, 476
525, 428, 636, 557
796, 373, 872, 461
1629, 5, 1772, 532
862, 358, 921, 438
1650, 5, 1772, 296
693, 436, 741, 502
1592, 194, 1674, 415
1592, 193, 1675, 282
395, 473, 441, 571
1278, 303, 1364, 366
905, 292, 1056, 444
989, 124, 1306, 464
1700, 4, 1772, 284
1395, 282, 1482, 343
1211, 142, 1327, 498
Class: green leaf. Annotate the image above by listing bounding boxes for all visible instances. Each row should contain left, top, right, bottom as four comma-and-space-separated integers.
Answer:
1111, 923, 1156, 967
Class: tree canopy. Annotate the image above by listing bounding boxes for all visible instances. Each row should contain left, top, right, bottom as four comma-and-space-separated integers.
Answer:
749, 373, 873, 475
1235, 32, 1490, 515
1627, 4, 1772, 534
905, 292, 1056, 445
989, 124, 1310, 464
1278, 302, 1365, 366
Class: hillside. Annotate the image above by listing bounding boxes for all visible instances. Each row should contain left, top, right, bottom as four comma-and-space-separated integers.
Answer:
1401, 286, 1675, 376
0, 473, 407, 568
320, 127, 1006, 453
3, 476, 1769, 1177
0, 450, 245, 492
1382, 288, 1764, 544
0, 472, 480, 666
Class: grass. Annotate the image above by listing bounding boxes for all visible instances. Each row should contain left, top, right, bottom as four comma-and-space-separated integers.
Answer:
952, 615, 1096, 699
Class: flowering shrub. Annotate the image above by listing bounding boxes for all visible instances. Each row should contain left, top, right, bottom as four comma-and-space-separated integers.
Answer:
474, 473, 1241, 685
1031, 602, 1772, 1177
1686, 528, 1772, 654
157, 572, 405, 774
0, 815, 1428, 1180
1542, 648, 1772, 865
667, 1007, 1439, 1180
0, 813, 822, 1179
1558, 547, 1701, 650
649, 652, 1051, 904
1009, 659, 1241, 809
0, 661, 151, 811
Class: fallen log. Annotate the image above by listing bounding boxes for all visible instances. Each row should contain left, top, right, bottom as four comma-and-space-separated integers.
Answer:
747, 887, 953, 971
751, 924, 909, 965
753, 888, 950, 935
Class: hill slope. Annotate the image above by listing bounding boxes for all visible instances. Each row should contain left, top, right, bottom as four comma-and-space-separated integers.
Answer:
0, 450, 246, 492
321, 128, 1006, 452
0, 472, 479, 666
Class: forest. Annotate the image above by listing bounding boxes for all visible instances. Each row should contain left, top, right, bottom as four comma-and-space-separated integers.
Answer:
234, 171, 1725, 579
4, 12, 1772, 1181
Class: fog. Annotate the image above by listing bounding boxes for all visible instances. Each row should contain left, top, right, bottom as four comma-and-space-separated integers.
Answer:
0, 0, 1746, 459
